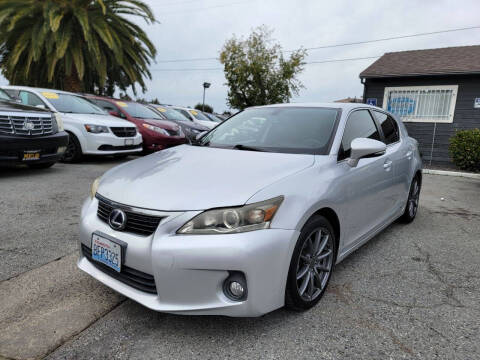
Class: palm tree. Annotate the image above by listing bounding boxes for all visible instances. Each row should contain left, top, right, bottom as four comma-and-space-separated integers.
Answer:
0, 0, 157, 94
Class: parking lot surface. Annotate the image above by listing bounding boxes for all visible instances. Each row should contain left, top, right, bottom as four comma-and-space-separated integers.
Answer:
1, 158, 479, 360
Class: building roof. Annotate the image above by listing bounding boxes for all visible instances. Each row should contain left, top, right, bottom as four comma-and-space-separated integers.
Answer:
334, 97, 363, 103
360, 45, 480, 78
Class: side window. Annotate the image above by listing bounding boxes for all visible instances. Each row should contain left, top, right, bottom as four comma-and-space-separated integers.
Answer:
339, 110, 380, 160
373, 111, 400, 145
19, 91, 45, 107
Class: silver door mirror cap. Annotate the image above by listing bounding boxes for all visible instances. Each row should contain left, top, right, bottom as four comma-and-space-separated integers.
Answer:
347, 138, 386, 167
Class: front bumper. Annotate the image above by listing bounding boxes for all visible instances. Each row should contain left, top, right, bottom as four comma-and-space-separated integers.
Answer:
82, 132, 143, 155
0, 131, 69, 165
78, 197, 299, 317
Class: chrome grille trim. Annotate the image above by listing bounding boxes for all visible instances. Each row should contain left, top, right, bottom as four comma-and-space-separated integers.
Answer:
95, 194, 176, 236
110, 127, 137, 137
0, 113, 54, 136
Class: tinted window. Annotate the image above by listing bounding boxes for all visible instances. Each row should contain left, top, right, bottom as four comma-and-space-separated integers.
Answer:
176, 109, 193, 121
19, 91, 45, 107
199, 107, 339, 155
189, 109, 210, 121
340, 110, 380, 159
156, 106, 190, 121
373, 111, 400, 145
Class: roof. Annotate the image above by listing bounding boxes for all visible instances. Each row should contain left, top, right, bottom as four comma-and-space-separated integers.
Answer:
1, 85, 75, 95
334, 97, 363, 103
252, 102, 380, 111
360, 45, 480, 78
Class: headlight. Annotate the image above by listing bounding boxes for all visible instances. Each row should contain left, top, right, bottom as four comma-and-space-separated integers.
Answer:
84, 124, 109, 133
90, 177, 100, 199
54, 113, 64, 131
177, 196, 284, 235
142, 123, 169, 136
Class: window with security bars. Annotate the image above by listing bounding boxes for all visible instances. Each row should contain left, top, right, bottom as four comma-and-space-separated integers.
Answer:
383, 85, 458, 123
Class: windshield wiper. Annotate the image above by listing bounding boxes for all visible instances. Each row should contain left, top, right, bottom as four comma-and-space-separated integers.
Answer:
232, 144, 266, 152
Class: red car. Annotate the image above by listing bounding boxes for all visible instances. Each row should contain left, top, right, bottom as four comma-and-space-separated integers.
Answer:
85, 96, 186, 152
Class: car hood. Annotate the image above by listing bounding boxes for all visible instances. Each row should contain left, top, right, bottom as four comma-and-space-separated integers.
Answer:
176, 120, 209, 131
0, 100, 52, 113
97, 145, 314, 211
61, 113, 135, 127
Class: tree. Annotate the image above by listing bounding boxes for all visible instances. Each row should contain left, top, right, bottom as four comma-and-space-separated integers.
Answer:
194, 103, 213, 113
0, 0, 156, 94
220, 26, 306, 110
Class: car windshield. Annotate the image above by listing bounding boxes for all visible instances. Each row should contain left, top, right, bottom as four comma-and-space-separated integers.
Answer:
199, 107, 339, 155
0, 89, 12, 101
188, 109, 210, 121
156, 106, 190, 121
122, 102, 163, 119
47, 93, 105, 114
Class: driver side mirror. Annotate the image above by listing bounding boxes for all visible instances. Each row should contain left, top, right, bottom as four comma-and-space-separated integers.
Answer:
35, 104, 46, 109
195, 131, 207, 141
347, 138, 386, 167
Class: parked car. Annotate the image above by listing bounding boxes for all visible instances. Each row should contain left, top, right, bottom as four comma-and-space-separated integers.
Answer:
78, 103, 422, 317
86, 96, 186, 152
172, 106, 217, 129
145, 104, 209, 142
202, 111, 224, 123
0, 88, 69, 169
1, 86, 142, 162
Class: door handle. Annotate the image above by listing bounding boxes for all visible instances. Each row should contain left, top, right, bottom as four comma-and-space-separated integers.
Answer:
383, 160, 392, 171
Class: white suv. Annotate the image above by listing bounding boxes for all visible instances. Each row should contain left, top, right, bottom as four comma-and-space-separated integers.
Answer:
1, 86, 143, 162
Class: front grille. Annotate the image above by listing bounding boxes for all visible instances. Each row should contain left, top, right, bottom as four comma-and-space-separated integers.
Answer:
97, 144, 141, 151
0, 114, 53, 136
96, 195, 163, 236
81, 244, 157, 294
110, 127, 137, 137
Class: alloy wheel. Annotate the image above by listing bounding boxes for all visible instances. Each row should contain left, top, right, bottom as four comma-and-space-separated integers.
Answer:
295, 227, 334, 301
408, 179, 420, 218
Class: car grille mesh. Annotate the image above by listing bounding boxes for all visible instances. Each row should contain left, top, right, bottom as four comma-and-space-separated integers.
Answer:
96, 195, 163, 236
110, 127, 137, 137
81, 244, 157, 294
0, 114, 53, 136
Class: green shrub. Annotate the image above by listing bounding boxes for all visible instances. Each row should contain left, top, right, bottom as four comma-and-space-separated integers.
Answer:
449, 129, 480, 172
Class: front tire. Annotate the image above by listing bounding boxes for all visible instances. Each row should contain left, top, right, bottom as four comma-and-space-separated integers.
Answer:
285, 215, 336, 311
61, 133, 82, 163
400, 175, 421, 223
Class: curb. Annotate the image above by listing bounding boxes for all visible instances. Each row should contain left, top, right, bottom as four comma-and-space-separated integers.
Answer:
423, 168, 480, 179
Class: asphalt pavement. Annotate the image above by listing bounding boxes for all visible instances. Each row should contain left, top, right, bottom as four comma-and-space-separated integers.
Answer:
1, 159, 479, 360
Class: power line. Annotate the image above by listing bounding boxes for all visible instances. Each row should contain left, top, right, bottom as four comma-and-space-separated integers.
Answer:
160, 0, 254, 15
150, 54, 382, 71
154, 25, 480, 63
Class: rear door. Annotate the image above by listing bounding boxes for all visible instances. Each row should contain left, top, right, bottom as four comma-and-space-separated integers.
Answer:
337, 109, 396, 249
371, 110, 409, 212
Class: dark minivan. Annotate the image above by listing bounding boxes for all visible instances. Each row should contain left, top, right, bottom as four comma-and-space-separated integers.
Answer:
0, 89, 69, 169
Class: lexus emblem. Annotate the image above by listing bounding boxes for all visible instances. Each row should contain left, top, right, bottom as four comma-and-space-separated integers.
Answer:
109, 209, 127, 230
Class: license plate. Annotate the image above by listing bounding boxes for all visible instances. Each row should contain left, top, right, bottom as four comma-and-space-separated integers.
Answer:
124, 138, 134, 146
23, 150, 40, 161
91, 233, 122, 272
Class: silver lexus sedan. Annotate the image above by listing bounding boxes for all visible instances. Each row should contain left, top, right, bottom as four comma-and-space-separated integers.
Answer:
79, 103, 422, 317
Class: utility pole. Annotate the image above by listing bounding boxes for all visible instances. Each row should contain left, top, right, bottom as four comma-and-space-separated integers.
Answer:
202, 82, 211, 111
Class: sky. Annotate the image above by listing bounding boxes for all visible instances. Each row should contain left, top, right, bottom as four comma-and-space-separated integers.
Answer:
2, 0, 480, 113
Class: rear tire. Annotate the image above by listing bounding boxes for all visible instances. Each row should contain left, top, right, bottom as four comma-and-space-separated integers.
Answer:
27, 161, 56, 169
61, 133, 82, 163
285, 215, 336, 311
400, 175, 421, 223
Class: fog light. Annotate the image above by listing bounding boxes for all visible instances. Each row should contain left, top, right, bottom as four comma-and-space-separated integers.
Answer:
229, 281, 244, 298
57, 146, 67, 154
223, 272, 247, 301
